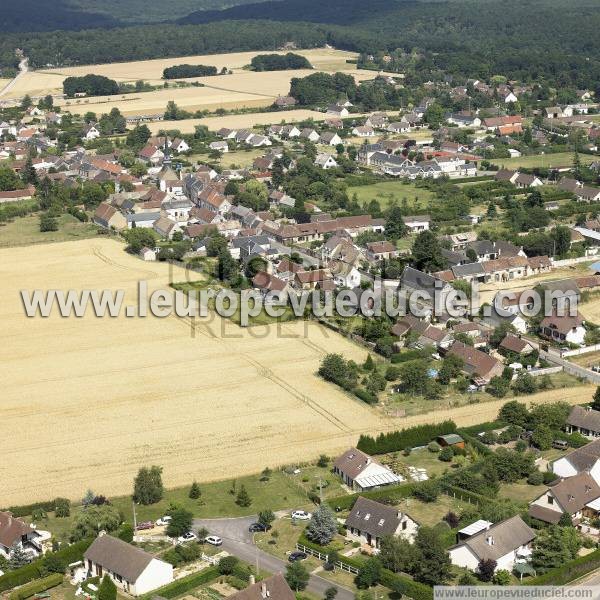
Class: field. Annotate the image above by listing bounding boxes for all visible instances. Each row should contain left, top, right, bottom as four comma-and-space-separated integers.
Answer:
0, 213, 100, 248
490, 152, 596, 170
152, 109, 342, 134
1, 49, 378, 117
580, 295, 600, 324
2, 238, 593, 506
347, 181, 436, 210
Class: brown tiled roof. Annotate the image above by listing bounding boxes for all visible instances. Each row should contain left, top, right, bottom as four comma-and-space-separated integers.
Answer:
567, 406, 600, 434
540, 312, 584, 335
252, 271, 287, 292
499, 334, 530, 354
229, 574, 294, 600
528, 504, 561, 525
548, 472, 600, 513
0, 512, 34, 548
295, 269, 330, 284
345, 496, 405, 538
94, 202, 117, 222
447, 341, 502, 379
528, 255, 552, 269
334, 447, 380, 479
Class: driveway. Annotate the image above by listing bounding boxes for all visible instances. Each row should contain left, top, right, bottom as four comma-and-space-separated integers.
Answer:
194, 516, 355, 599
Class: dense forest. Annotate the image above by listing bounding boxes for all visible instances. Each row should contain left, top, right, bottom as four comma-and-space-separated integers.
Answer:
0, 0, 599, 89
63, 74, 119, 97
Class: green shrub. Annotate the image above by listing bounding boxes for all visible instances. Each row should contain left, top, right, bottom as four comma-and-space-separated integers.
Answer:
525, 548, 600, 585
140, 567, 219, 600
9, 574, 63, 600
327, 483, 417, 511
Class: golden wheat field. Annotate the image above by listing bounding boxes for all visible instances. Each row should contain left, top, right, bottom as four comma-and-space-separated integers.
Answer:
151, 109, 359, 134
0, 238, 590, 505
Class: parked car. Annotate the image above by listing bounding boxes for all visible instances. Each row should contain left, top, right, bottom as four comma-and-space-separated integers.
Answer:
177, 531, 197, 544
156, 516, 172, 526
205, 535, 223, 546
249, 522, 268, 532
291, 510, 312, 521
552, 439, 568, 450
136, 521, 154, 531
288, 551, 308, 562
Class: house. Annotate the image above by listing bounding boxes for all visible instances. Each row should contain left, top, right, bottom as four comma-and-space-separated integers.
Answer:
0, 185, 36, 204
566, 406, 600, 439
333, 447, 404, 491
352, 126, 376, 138
93, 202, 127, 231
552, 439, 600, 482
499, 334, 535, 356
332, 262, 361, 288
300, 128, 320, 142
84, 534, 173, 596
446, 341, 504, 384
327, 105, 349, 118
449, 516, 535, 573
228, 574, 294, 600
252, 271, 290, 299
403, 215, 430, 232
0, 512, 47, 559
539, 312, 586, 346
529, 472, 600, 525
320, 132, 343, 146
274, 95, 297, 108
314, 153, 338, 170
209, 141, 229, 153
82, 124, 100, 140
139, 247, 156, 261
366, 240, 398, 261
345, 496, 419, 550
294, 269, 333, 291
153, 216, 179, 240
138, 145, 164, 166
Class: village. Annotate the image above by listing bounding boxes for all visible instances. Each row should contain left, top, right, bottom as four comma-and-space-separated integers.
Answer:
2, 43, 600, 600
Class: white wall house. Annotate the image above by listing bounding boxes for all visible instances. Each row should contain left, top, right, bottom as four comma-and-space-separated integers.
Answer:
552, 439, 600, 484
333, 447, 404, 491
449, 516, 535, 573
84, 534, 173, 597
345, 496, 419, 550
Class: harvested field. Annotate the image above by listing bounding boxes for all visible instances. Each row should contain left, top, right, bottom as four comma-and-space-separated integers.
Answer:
490, 152, 596, 170
150, 109, 354, 134
1, 239, 590, 506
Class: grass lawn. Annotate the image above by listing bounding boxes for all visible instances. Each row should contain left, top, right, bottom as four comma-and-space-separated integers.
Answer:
380, 448, 463, 479
490, 152, 596, 170
498, 481, 546, 504
347, 181, 435, 210
218, 148, 266, 169
0, 213, 100, 247
569, 350, 600, 368
396, 494, 470, 528
34, 469, 329, 544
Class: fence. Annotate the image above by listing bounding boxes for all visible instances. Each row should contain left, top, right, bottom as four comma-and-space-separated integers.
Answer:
562, 343, 600, 357
551, 254, 598, 267
528, 366, 563, 377
201, 553, 219, 565
295, 543, 360, 574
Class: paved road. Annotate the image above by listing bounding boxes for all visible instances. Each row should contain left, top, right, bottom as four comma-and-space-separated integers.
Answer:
0, 57, 28, 98
193, 516, 355, 600
540, 349, 600, 384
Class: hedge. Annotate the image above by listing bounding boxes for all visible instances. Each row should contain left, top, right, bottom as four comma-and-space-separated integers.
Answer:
1, 501, 56, 518
0, 539, 93, 593
140, 566, 219, 600
326, 482, 418, 511
9, 574, 63, 600
524, 547, 600, 585
441, 484, 493, 505
380, 569, 433, 600
357, 421, 457, 455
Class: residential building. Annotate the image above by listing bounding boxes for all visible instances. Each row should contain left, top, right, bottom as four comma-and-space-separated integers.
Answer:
228, 574, 294, 600
345, 496, 419, 550
0, 512, 47, 559
333, 447, 404, 491
552, 439, 600, 483
566, 406, 600, 439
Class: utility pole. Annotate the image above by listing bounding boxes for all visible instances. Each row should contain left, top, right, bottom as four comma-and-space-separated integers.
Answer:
132, 501, 137, 532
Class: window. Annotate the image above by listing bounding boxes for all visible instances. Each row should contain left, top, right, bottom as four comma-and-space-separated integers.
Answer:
402, 521, 407, 530
547, 495, 554, 505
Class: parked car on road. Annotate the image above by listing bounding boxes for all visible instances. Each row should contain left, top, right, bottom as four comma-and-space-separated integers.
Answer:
156, 516, 172, 526
249, 522, 268, 532
136, 521, 154, 530
177, 531, 197, 543
291, 510, 312, 521
205, 535, 223, 546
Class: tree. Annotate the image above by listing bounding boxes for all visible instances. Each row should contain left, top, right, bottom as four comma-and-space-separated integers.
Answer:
117, 523, 134, 543
412, 527, 451, 586
258, 510, 275, 530
70, 504, 121, 541
532, 526, 581, 572
318, 353, 358, 391
492, 569, 511, 585
217, 248, 239, 283
355, 557, 382, 588
378, 534, 415, 573
166, 508, 193, 537
487, 376, 510, 398
236, 484, 252, 507
384, 206, 408, 242
477, 558, 497, 582
286, 561, 310, 591
37, 204, 59, 228
43, 553, 66, 574
498, 400, 529, 427
189, 481, 201, 499
54, 497, 71, 517
217, 555, 239, 575
592, 387, 600, 411
531, 424, 553, 451
0, 166, 21, 191
133, 465, 164, 505
551, 226, 571, 257
439, 446, 454, 462
98, 574, 117, 600
8, 543, 30, 569
411, 230, 446, 272
512, 372, 537, 395
306, 504, 338, 545
324, 586, 338, 600
412, 479, 440, 503
123, 228, 157, 254
126, 125, 151, 149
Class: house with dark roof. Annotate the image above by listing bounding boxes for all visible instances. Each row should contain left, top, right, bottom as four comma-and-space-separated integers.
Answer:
449, 516, 535, 573
540, 312, 586, 346
0, 512, 46, 559
446, 341, 504, 384
333, 448, 404, 491
529, 472, 600, 525
566, 406, 600, 439
499, 334, 535, 356
229, 574, 294, 600
84, 534, 173, 596
345, 496, 419, 550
